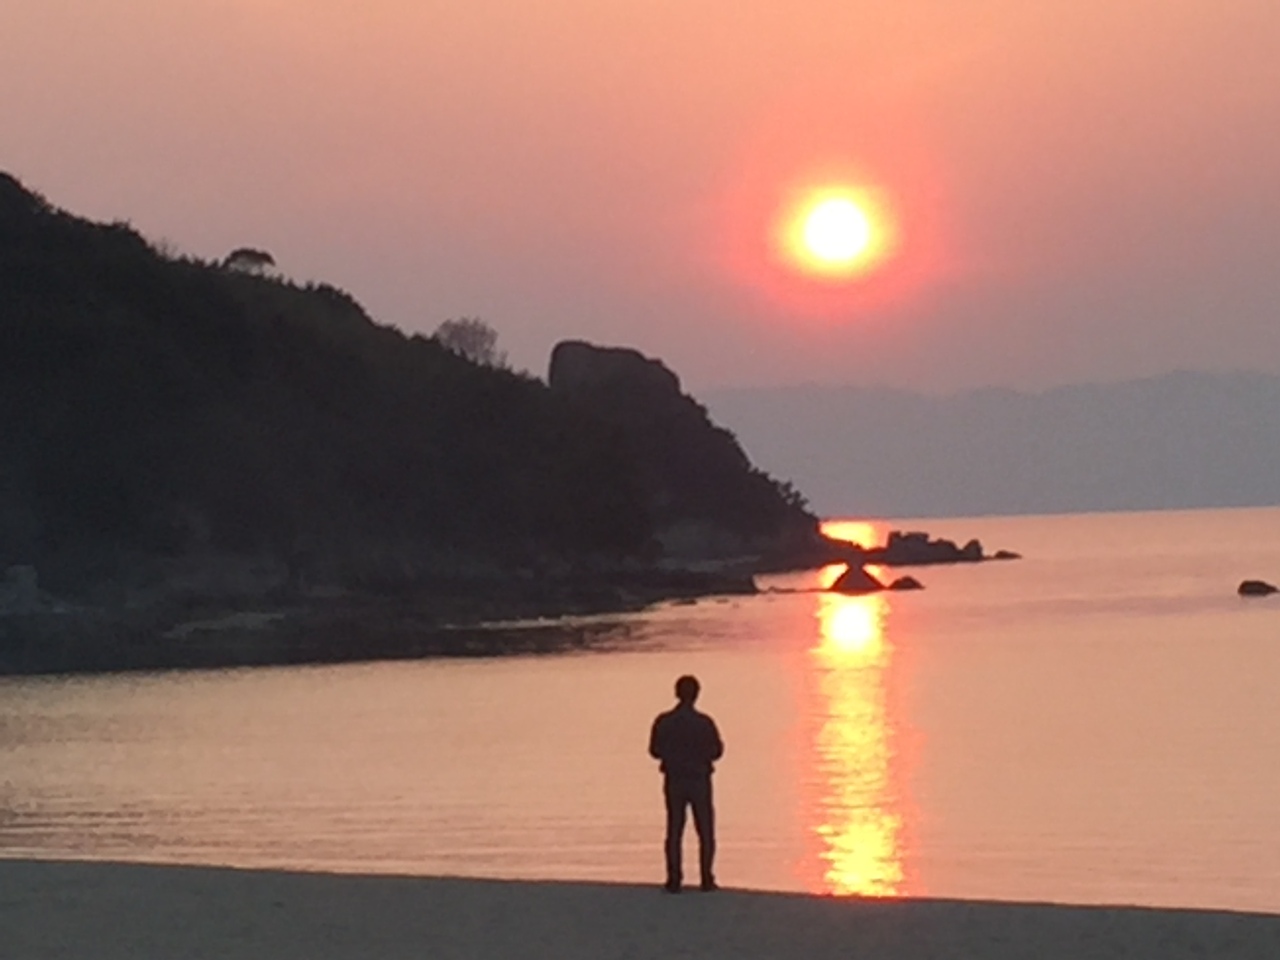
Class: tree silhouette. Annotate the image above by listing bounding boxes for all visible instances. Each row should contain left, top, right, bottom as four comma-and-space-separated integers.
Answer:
222, 247, 276, 275
432, 317, 507, 367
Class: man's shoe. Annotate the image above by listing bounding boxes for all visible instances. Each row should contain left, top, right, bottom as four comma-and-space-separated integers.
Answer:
699, 879, 718, 892
663, 881, 682, 894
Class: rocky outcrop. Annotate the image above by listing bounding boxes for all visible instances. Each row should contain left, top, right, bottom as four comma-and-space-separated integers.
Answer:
549, 341, 682, 404
830, 566, 886, 594
829, 530, 1017, 567
548, 340, 822, 566
887, 575, 924, 591
1238, 580, 1277, 597
829, 568, 925, 594
878, 531, 981, 564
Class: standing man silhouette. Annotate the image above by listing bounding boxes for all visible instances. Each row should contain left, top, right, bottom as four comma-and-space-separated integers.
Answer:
649, 674, 724, 892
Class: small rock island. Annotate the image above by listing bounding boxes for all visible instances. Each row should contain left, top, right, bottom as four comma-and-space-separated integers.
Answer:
827, 531, 1020, 594
1238, 580, 1277, 597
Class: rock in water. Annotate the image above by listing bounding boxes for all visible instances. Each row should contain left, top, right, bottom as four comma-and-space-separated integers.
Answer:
1238, 580, 1278, 597
887, 575, 924, 591
830, 566, 886, 594
871, 530, 986, 565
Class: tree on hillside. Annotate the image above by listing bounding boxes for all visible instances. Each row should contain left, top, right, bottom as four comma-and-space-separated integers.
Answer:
432, 317, 507, 367
222, 247, 276, 275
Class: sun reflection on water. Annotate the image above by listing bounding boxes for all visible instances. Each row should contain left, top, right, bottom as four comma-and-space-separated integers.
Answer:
820, 519, 883, 550
804, 591, 910, 897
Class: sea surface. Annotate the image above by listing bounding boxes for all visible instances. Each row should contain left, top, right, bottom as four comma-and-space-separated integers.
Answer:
3, 508, 1280, 912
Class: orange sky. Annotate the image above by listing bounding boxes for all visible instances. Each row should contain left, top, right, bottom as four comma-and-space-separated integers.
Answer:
4, 0, 1279, 390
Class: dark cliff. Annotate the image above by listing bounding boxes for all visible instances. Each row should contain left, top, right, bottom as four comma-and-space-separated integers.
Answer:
0, 173, 662, 602
0, 174, 817, 636
549, 341, 821, 563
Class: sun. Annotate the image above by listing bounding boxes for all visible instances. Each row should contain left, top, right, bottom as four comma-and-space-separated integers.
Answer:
803, 198, 873, 264
776, 186, 896, 281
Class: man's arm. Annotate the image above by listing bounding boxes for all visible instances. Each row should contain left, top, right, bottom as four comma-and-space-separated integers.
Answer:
648, 715, 664, 760
706, 717, 724, 762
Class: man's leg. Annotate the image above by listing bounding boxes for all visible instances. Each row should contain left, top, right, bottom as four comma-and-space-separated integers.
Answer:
663, 777, 688, 891
689, 777, 716, 890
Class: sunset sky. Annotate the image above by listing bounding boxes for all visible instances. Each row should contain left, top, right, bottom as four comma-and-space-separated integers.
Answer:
5, 0, 1279, 391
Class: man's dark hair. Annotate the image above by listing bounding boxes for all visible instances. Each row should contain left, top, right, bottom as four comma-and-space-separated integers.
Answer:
675, 675, 700, 703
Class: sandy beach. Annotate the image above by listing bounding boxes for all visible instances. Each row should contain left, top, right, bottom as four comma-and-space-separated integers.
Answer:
4, 860, 1280, 959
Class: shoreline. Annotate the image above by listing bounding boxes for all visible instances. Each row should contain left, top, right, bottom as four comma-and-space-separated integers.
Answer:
0, 566, 761, 677
5, 859, 1279, 959
0, 530, 1015, 678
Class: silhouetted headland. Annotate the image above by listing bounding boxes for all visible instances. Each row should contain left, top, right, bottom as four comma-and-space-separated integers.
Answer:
0, 174, 1014, 673
0, 173, 867, 674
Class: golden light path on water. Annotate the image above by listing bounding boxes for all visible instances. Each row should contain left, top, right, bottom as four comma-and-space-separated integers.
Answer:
804, 569, 907, 896
818, 519, 881, 550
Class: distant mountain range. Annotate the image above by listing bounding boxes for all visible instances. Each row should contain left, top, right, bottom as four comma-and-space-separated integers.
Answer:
705, 371, 1280, 518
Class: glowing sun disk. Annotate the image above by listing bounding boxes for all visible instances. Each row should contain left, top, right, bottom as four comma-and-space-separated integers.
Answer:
804, 198, 872, 263
776, 185, 896, 281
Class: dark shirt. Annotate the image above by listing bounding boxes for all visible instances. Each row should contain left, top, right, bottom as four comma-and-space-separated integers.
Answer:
649, 703, 724, 779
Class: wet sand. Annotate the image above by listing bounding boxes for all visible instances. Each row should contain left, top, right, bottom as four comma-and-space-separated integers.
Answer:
4, 859, 1280, 959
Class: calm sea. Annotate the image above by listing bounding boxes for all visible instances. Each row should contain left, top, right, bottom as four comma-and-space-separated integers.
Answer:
3, 508, 1280, 912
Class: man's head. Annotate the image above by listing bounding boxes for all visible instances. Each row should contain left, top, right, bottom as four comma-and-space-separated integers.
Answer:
674, 674, 700, 705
